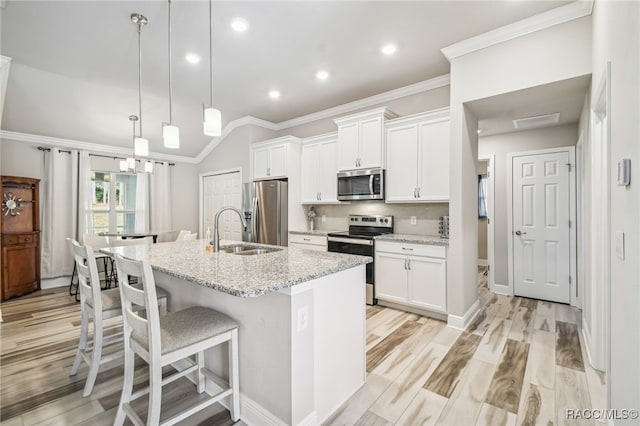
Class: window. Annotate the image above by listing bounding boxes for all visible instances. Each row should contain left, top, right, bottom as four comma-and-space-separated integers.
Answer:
90, 171, 138, 234
478, 174, 488, 218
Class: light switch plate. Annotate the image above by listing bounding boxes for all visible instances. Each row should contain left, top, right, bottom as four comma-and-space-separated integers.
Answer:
321, 215, 326, 223
616, 231, 625, 260
410, 216, 417, 225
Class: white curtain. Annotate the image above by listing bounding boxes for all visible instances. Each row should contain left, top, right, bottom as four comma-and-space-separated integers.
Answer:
77, 150, 92, 240
135, 172, 149, 232
149, 162, 172, 233
41, 149, 79, 278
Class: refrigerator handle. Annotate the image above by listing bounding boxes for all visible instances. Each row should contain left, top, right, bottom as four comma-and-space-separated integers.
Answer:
251, 196, 258, 243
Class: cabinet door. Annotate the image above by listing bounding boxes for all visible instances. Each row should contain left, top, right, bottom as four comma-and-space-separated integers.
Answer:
301, 144, 320, 203
338, 122, 360, 171
407, 256, 446, 312
317, 140, 338, 202
375, 252, 408, 303
252, 147, 270, 180
386, 124, 419, 202
418, 120, 450, 201
359, 116, 383, 169
2, 245, 39, 299
268, 144, 288, 178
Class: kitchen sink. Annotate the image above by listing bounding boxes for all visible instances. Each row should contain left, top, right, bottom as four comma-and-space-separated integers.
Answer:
220, 245, 282, 255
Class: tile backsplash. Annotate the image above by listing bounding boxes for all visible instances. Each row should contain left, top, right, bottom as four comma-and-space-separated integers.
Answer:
306, 201, 448, 236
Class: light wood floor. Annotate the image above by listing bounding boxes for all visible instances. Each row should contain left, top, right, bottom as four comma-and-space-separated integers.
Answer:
1, 270, 605, 425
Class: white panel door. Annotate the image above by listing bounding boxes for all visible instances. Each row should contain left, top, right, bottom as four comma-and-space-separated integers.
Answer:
252, 148, 270, 180
301, 143, 319, 203
407, 256, 447, 312
202, 171, 242, 242
512, 151, 570, 303
359, 116, 383, 168
375, 253, 408, 303
418, 120, 450, 201
318, 140, 338, 202
386, 123, 419, 202
338, 122, 359, 170
268, 144, 287, 178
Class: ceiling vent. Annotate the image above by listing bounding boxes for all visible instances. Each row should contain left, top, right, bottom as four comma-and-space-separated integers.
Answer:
512, 113, 560, 130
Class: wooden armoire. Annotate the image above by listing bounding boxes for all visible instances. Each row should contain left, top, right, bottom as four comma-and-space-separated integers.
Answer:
1, 176, 41, 301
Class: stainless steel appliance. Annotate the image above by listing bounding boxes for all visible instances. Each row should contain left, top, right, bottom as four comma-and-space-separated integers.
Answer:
242, 180, 288, 246
327, 215, 393, 305
337, 168, 384, 201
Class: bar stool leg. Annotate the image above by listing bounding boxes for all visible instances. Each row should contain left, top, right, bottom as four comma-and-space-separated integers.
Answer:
229, 328, 240, 422
68, 263, 78, 296
82, 311, 103, 397
114, 340, 135, 426
147, 358, 163, 426
70, 304, 88, 376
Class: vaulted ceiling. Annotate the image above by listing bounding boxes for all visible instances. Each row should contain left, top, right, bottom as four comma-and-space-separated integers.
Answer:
1, 1, 570, 157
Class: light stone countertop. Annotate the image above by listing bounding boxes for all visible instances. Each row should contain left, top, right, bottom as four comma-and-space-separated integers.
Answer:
102, 239, 371, 298
375, 234, 449, 246
289, 229, 344, 237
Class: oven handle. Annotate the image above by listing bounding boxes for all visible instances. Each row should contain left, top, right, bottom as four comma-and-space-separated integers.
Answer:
328, 236, 373, 246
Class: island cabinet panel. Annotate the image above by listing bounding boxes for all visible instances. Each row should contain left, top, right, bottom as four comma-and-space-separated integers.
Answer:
1, 176, 41, 301
301, 133, 339, 204
385, 108, 450, 203
334, 107, 397, 171
375, 241, 447, 313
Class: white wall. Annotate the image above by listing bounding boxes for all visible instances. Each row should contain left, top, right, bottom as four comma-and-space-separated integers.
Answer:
447, 16, 592, 322
478, 124, 579, 285
591, 0, 640, 417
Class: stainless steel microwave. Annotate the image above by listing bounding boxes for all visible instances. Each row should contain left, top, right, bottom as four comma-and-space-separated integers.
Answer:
337, 168, 384, 201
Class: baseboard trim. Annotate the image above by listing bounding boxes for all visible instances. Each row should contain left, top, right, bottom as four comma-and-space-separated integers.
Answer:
41, 276, 71, 289
447, 300, 480, 331
376, 300, 447, 322
477, 259, 488, 266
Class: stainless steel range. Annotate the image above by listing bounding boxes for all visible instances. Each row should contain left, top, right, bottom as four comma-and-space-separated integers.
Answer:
327, 215, 393, 305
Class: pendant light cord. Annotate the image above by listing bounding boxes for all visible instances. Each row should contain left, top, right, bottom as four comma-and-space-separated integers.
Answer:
167, 0, 174, 124
137, 21, 143, 137
209, 0, 213, 107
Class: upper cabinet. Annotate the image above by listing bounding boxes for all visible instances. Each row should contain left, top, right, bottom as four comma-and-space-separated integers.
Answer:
301, 133, 339, 204
251, 136, 301, 181
334, 107, 397, 171
385, 108, 450, 202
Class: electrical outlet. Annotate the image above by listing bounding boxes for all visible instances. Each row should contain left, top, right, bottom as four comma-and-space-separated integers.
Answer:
297, 306, 309, 331
321, 215, 326, 223
410, 216, 417, 225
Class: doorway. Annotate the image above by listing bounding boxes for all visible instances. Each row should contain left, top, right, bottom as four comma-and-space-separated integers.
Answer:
477, 155, 495, 291
199, 168, 243, 241
507, 147, 577, 304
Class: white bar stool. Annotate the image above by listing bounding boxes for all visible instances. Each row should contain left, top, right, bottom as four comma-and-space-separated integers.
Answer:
67, 238, 168, 397
113, 254, 240, 426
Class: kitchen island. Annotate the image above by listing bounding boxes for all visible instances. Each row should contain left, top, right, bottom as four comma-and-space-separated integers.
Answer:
103, 239, 371, 426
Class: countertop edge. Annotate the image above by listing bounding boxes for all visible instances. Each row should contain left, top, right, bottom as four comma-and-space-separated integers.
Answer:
374, 234, 449, 246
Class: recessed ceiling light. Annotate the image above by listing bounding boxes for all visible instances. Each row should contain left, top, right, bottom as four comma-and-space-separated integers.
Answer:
185, 53, 201, 64
316, 70, 330, 81
381, 43, 397, 55
269, 90, 281, 99
231, 18, 249, 32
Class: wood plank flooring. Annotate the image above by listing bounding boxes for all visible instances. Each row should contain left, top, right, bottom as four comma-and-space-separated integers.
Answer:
1, 268, 606, 425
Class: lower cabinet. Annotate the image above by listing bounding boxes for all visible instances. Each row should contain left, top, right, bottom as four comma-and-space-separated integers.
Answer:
375, 241, 446, 313
288, 233, 327, 251
2, 233, 40, 300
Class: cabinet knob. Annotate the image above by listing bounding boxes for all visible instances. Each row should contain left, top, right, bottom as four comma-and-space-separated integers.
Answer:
303, 238, 310, 242
24, 238, 31, 242
319, 192, 322, 200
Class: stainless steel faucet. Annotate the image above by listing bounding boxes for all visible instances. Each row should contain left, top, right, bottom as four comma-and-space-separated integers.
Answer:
212, 206, 248, 252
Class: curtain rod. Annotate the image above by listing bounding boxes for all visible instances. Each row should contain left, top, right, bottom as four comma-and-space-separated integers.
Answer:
37, 146, 175, 166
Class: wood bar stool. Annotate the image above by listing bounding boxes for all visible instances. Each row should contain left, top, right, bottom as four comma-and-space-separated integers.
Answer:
114, 254, 240, 426
67, 238, 168, 397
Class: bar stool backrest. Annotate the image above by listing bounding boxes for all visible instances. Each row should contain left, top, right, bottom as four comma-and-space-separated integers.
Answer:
82, 233, 109, 252
115, 254, 161, 359
183, 232, 198, 241
67, 238, 103, 313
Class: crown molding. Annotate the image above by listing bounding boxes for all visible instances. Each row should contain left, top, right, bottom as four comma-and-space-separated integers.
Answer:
274, 74, 450, 131
194, 115, 279, 163
441, 0, 594, 61
0, 130, 199, 164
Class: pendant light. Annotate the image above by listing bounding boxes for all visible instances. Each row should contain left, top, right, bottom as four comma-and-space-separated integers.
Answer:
132, 13, 149, 158
163, 0, 180, 148
120, 115, 138, 173
203, 0, 222, 137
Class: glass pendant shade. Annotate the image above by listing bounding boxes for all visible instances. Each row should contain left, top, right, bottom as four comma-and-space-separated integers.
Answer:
120, 157, 136, 173
144, 161, 154, 174
134, 137, 149, 156
203, 106, 222, 136
119, 160, 128, 172
163, 124, 180, 149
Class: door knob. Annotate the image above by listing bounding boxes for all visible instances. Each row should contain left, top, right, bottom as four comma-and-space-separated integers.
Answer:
515, 230, 527, 236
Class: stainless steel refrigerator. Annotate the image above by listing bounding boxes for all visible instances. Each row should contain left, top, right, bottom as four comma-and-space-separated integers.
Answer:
242, 180, 288, 246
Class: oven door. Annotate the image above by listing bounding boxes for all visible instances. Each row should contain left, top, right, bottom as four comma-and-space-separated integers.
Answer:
327, 237, 375, 304
337, 169, 384, 201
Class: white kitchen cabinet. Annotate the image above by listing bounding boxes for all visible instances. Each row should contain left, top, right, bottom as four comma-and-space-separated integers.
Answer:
385, 108, 450, 202
288, 233, 327, 251
301, 133, 339, 204
334, 107, 397, 171
251, 136, 300, 181
375, 241, 446, 313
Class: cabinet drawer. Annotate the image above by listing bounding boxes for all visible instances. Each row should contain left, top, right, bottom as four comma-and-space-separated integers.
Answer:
19, 234, 38, 245
375, 241, 445, 258
289, 234, 327, 247
2, 235, 19, 245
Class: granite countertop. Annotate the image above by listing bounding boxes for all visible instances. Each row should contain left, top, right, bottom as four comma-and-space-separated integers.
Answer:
102, 239, 371, 298
289, 229, 343, 236
375, 234, 449, 246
